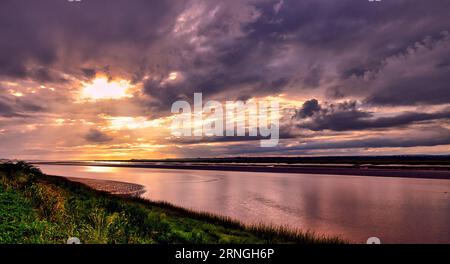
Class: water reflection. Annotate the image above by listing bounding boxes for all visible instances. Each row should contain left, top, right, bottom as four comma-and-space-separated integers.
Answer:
38, 164, 450, 243
83, 166, 119, 173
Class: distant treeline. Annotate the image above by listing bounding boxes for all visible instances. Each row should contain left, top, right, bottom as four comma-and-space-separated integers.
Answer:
125, 155, 450, 165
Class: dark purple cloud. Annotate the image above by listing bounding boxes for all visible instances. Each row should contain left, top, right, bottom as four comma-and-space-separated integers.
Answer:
295, 99, 450, 131
84, 129, 113, 143
0, 0, 180, 82
1, 0, 449, 106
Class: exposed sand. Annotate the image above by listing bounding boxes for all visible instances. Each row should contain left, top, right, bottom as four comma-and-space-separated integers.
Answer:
66, 177, 146, 197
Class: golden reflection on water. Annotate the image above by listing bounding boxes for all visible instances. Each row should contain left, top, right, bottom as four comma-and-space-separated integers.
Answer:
83, 166, 119, 173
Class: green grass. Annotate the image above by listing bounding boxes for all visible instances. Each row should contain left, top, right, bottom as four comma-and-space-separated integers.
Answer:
0, 186, 60, 243
0, 161, 345, 244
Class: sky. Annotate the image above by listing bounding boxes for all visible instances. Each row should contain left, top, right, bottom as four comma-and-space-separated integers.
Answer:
0, 0, 449, 160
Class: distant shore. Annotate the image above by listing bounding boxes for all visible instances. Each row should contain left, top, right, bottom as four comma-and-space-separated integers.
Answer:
35, 162, 450, 180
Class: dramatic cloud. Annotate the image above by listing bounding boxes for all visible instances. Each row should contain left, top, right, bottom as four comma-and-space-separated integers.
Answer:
295, 99, 450, 131
0, 0, 449, 159
296, 99, 321, 119
364, 34, 450, 105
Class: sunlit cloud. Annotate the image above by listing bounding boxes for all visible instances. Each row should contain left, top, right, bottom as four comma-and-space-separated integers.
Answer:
79, 77, 133, 101
103, 115, 165, 130
8, 90, 24, 97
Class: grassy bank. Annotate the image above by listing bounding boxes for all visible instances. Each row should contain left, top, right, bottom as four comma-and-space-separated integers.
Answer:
0, 162, 345, 244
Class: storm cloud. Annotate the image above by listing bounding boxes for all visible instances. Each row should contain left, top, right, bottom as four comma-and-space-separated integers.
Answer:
1, 0, 450, 106
0, 0, 449, 158
295, 99, 450, 131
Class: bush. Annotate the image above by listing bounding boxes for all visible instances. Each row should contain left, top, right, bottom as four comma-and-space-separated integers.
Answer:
27, 183, 67, 221
0, 161, 41, 188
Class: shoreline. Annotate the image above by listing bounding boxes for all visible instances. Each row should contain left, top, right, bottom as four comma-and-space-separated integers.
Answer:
35, 162, 450, 180
65, 176, 146, 197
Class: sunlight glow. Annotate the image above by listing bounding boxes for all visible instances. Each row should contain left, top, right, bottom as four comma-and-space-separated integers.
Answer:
80, 77, 132, 101
104, 116, 164, 130
168, 72, 178, 80
9, 90, 23, 97
83, 166, 119, 173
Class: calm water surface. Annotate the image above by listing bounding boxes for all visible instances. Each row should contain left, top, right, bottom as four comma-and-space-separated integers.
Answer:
38, 165, 450, 243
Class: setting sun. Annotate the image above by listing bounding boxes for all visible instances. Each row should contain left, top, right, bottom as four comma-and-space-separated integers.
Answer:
80, 77, 132, 101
